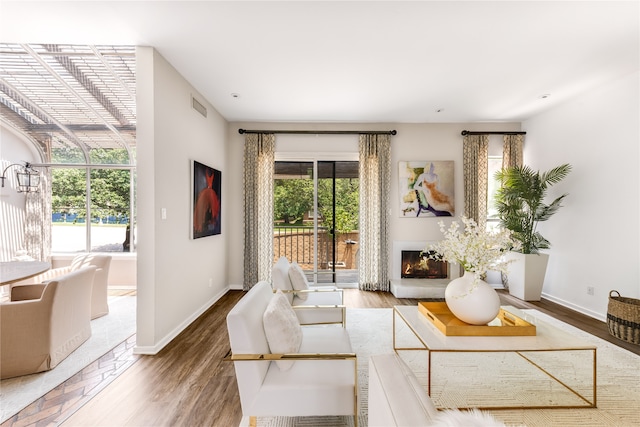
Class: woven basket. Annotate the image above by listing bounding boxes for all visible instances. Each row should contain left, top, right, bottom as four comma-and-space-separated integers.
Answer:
607, 290, 640, 345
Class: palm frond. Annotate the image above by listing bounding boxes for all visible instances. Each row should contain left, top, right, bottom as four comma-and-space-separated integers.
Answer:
493, 163, 571, 254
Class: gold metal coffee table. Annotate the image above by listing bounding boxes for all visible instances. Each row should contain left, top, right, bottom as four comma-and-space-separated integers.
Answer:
393, 305, 597, 410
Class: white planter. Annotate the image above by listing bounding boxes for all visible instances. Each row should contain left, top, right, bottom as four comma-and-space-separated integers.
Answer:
505, 252, 549, 301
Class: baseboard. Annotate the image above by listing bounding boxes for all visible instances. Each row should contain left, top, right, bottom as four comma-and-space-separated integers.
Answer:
133, 286, 230, 355
541, 291, 606, 322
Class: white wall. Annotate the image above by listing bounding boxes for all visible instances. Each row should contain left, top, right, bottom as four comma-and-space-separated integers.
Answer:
135, 47, 229, 354
226, 122, 520, 288
522, 71, 640, 320
0, 127, 40, 261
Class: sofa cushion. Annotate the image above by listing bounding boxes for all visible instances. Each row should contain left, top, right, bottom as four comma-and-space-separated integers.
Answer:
293, 290, 345, 325
288, 262, 309, 301
249, 326, 355, 416
271, 257, 294, 304
263, 290, 302, 371
368, 353, 438, 426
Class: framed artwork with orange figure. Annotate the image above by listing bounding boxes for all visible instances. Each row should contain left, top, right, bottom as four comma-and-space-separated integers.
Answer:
192, 160, 221, 238
399, 161, 454, 217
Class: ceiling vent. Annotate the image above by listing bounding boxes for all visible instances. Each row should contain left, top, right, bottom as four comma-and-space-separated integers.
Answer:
191, 96, 207, 118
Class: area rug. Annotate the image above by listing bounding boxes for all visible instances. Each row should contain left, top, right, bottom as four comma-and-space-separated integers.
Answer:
255, 308, 640, 427
0, 295, 136, 423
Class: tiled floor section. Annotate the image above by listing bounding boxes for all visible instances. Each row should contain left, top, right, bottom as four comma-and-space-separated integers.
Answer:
1, 335, 139, 427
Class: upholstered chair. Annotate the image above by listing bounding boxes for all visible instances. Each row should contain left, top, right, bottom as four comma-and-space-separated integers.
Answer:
271, 256, 345, 325
226, 281, 358, 426
16, 254, 112, 319
1, 266, 97, 379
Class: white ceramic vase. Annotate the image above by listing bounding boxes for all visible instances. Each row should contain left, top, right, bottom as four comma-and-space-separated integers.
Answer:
445, 271, 501, 325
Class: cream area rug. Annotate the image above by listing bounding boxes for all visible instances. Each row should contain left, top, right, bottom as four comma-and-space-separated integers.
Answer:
0, 295, 136, 423
254, 308, 640, 427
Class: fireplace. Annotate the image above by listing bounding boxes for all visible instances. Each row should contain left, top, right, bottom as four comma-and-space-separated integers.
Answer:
401, 250, 448, 279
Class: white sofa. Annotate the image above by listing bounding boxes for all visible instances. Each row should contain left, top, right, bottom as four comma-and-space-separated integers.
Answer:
368, 353, 505, 427
368, 353, 439, 426
226, 281, 358, 425
271, 256, 345, 325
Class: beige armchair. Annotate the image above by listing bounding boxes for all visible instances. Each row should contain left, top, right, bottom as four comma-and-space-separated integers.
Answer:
16, 254, 112, 319
1, 266, 97, 379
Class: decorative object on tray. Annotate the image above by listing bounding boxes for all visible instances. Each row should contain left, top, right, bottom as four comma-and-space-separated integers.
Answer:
418, 302, 536, 336
607, 290, 640, 345
426, 217, 513, 325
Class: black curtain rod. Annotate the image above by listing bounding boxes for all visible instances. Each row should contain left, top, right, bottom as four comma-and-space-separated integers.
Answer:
238, 129, 397, 135
461, 130, 526, 136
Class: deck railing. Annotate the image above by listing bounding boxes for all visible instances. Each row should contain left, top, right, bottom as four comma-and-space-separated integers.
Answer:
273, 226, 328, 268
273, 226, 359, 271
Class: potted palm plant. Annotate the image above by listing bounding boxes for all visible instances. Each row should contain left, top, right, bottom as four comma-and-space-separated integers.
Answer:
494, 163, 572, 301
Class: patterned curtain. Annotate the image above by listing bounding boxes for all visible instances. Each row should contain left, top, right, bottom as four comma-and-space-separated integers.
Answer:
358, 133, 391, 291
503, 134, 524, 169
243, 133, 275, 290
463, 134, 489, 229
24, 168, 51, 262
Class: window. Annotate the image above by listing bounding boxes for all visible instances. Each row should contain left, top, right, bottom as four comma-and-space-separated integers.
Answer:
486, 135, 504, 231
487, 155, 503, 226
51, 147, 135, 253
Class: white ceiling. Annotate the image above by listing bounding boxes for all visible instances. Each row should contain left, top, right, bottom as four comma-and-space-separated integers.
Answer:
1, 1, 638, 124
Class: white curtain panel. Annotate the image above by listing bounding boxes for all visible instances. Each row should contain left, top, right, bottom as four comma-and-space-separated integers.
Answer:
358, 134, 391, 291
243, 133, 275, 290
25, 168, 51, 262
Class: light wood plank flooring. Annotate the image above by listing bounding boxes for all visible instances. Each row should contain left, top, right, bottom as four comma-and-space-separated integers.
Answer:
3, 289, 638, 427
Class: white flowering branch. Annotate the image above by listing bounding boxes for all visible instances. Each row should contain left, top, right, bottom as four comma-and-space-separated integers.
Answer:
426, 217, 514, 289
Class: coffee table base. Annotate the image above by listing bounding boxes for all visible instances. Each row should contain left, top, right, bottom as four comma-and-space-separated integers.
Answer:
393, 307, 597, 410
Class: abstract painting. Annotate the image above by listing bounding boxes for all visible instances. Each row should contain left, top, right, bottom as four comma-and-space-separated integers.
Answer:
193, 160, 221, 238
399, 160, 454, 217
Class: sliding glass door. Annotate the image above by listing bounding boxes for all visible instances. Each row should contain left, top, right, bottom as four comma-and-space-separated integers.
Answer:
274, 160, 359, 286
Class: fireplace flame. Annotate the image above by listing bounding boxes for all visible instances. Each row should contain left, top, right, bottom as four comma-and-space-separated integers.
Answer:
404, 263, 412, 275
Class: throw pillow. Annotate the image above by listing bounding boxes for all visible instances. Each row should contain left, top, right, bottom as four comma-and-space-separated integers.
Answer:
262, 290, 303, 371
431, 409, 505, 427
271, 258, 294, 304
288, 262, 310, 301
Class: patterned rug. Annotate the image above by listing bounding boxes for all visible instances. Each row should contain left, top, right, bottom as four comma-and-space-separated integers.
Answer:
255, 308, 640, 427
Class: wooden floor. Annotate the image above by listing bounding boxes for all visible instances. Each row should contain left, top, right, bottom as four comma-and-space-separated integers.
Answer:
7, 288, 640, 427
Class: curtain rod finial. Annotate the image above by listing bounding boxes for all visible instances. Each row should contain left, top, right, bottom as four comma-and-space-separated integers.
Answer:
461, 130, 469, 136
238, 129, 246, 134
390, 130, 397, 135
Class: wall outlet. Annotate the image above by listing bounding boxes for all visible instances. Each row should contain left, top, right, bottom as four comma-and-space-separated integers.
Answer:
208, 278, 213, 288
587, 286, 595, 296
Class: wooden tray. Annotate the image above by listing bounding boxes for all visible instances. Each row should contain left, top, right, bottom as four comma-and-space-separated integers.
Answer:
418, 302, 536, 336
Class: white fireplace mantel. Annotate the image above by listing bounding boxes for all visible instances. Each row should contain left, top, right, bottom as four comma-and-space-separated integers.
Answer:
390, 241, 460, 299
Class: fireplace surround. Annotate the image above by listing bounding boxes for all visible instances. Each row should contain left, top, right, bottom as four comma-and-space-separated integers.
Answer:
391, 241, 460, 298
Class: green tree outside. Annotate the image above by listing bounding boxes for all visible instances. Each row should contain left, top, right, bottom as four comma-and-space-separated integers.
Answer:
273, 177, 359, 234
51, 148, 132, 223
